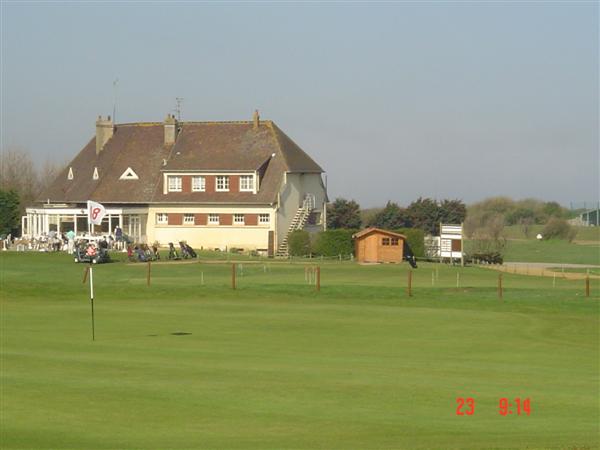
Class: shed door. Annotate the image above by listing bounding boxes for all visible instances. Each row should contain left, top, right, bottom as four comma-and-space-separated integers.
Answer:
364, 235, 378, 262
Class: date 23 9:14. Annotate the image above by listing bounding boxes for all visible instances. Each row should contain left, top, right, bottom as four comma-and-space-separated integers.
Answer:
456, 398, 531, 416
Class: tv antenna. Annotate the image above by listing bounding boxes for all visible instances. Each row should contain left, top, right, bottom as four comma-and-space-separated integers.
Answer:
174, 97, 184, 121
112, 78, 119, 124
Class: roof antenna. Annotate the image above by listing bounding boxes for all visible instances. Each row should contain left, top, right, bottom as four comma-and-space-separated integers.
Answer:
112, 78, 119, 124
174, 97, 184, 121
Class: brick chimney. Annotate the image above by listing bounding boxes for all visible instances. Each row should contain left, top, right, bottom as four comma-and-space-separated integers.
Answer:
95, 115, 114, 155
253, 110, 260, 130
164, 114, 178, 145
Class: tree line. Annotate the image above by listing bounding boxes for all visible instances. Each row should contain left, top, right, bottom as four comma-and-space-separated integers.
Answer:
0, 148, 64, 235
327, 197, 467, 235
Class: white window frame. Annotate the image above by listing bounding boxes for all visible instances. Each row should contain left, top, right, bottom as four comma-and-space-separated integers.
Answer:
259, 213, 270, 224
183, 213, 194, 225
208, 213, 219, 225
239, 175, 254, 192
191, 176, 205, 192
156, 213, 168, 225
216, 176, 229, 192
233, 213, 245, 225
167, 176, 182, 192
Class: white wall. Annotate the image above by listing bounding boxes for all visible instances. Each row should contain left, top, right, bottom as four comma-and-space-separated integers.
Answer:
276, 173, 327, 245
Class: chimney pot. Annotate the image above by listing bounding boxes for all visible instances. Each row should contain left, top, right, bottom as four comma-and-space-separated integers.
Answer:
253, 110, 260, 130
164, 113, 178, 145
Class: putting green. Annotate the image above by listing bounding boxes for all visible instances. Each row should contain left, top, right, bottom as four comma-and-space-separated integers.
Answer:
1, 253, 598, 449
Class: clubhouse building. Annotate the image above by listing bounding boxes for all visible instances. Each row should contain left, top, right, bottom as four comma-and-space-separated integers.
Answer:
24, 112, 327, 256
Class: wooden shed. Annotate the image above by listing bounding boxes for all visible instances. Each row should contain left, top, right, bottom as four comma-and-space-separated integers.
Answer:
353, 228, 406, 263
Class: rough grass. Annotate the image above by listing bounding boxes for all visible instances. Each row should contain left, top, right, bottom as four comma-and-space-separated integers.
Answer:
1, 253, 598, 449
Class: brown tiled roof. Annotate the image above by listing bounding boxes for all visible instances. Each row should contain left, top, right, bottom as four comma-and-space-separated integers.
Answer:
38, 119, 323, 205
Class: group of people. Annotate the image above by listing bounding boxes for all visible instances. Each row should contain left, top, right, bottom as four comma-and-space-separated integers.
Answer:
6, 226, 126, 254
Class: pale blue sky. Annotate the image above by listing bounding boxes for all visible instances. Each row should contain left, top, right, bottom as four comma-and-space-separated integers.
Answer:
1, 1, 598, 207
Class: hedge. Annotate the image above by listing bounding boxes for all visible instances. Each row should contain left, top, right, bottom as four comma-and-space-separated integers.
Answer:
312, 229, 357, 257
394, 228, 425, 257
288, 230, 311, 256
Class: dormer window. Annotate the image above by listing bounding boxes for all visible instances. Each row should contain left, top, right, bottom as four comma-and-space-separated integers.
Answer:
167, 175, 182, 192
120, 167, 139, 180
67, 167, 74, 180
216, 176, 229, 192
239, 175, 254, 192
192, 176, 205, 192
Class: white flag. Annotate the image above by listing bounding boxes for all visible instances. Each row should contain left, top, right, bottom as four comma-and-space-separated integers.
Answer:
87, 200, 107, 225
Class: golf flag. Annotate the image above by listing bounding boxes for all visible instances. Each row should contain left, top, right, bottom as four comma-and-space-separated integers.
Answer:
87, 200, 107, 225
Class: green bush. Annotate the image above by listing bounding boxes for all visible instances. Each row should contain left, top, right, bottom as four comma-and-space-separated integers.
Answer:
288, 230, 312, 256
394, 228, 425, 257
312, 229, 356, 257
542, 218, 577, 242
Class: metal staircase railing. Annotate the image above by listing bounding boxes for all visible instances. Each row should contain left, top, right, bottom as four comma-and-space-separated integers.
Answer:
276, 194, 316, 257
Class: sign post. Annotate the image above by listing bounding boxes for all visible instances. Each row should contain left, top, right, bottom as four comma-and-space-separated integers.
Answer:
89, 263, 95, 341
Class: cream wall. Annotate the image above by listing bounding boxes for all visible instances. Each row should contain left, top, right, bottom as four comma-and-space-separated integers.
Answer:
276, 173, 327, 245
147, 205, 276, 250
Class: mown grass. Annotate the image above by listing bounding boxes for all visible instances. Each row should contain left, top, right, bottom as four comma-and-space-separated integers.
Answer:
1, 252, 598, 449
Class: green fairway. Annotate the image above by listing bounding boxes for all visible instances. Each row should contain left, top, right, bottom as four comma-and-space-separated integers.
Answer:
1, 253, 599, 449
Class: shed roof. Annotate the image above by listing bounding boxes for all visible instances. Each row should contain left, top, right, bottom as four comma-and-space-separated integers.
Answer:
352, 227, 407, 240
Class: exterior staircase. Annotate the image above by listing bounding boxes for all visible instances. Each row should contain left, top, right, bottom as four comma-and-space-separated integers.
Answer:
276, 194, 316, 257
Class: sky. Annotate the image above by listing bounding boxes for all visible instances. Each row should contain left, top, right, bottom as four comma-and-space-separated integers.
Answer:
1, 1, 598, 208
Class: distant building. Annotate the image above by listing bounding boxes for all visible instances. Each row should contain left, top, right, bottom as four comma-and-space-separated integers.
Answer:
24, 112, 327, 256
353, 228, 406, 263
577, 208, 599, 226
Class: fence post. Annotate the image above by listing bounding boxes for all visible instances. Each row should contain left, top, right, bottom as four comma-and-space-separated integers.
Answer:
232, 263, 236, 290
498, 273, 503, 300
586, 276, 590, 298
316, 266, 321, 292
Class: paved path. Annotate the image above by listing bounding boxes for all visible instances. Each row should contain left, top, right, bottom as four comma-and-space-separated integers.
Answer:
483, 262, 599, 280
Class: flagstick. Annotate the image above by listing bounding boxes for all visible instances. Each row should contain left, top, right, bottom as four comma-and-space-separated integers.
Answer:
89, 263, 95, 341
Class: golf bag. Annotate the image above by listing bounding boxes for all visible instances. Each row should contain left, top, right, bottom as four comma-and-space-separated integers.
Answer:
168, 242, 180, 260
179, 241, 197, 259
403, 242, 418, 269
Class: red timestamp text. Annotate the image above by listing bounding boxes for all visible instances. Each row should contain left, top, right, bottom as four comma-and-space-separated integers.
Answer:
455, 397, 532, 416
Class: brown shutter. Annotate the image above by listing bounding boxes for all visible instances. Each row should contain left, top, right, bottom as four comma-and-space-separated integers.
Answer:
206, 175, 215, 193
194, 214, 207, 226
451, 239, 462, 252
230, 175, 239, 192
168, 213, 183, 226
182, 176, 191, 193
245, 214, 258, 226
220, 214, 232, 226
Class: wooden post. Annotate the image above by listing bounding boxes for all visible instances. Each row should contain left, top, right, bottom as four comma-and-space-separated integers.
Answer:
147, 261, 151, 286
232, 263, 236, 290
585, 276, 590, 298
316, 266, 321, 292
407, 270, 413, 297
498, 273, 503, 300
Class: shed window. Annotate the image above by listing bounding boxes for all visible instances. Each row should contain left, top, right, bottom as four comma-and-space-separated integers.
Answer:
391, 237, 399, 246
382, 237, 390, 246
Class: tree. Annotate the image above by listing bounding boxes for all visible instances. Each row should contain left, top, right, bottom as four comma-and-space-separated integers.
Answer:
326, 198, 362, 229
439, 199, 467, 226
542, 218, 577, 242
0, 190, 20, 236
407, 197, 440, 234
368, 201, 411, 229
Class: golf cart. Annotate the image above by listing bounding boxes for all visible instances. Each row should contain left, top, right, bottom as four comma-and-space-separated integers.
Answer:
73, 236, 110, 264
